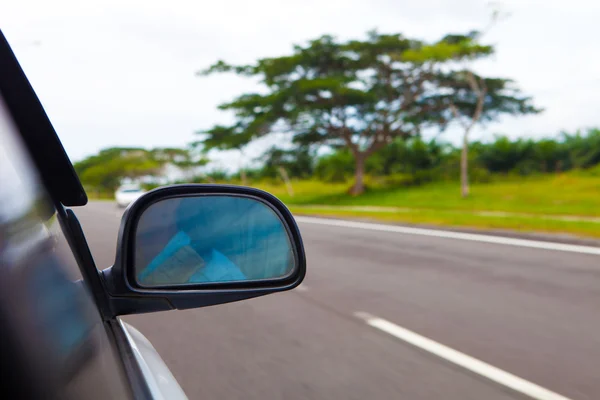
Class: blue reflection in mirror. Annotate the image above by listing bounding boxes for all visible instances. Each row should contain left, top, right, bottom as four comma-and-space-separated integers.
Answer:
134, 196, 295, 287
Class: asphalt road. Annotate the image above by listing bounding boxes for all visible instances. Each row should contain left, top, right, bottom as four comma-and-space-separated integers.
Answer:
69, 201, 600, 400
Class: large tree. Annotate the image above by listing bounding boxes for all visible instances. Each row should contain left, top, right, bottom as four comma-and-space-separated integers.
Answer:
197, 31, 493, 194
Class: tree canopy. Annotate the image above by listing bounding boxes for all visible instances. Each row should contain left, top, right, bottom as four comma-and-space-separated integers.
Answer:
197, 30, 499, 194
74, 147, 206, 194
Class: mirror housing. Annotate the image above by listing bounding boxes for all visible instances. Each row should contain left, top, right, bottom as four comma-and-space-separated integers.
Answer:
101, 185, 306, 317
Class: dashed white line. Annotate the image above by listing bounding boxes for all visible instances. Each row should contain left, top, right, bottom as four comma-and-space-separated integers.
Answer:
295, 216, 600, 255
354, 312, 572, 400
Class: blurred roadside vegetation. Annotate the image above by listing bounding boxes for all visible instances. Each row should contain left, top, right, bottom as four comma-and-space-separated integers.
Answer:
73, 26, 600, 237
74, 129, 600, 237
74, 147, 207, 198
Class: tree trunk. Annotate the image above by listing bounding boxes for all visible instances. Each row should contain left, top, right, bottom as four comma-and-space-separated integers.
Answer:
350, 153, 366, 196
240, 168, 247, 186
277, 166, 294, 197
460, 135, 469, 198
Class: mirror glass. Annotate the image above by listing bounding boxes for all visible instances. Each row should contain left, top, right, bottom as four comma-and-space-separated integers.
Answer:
133, 196, 296, 287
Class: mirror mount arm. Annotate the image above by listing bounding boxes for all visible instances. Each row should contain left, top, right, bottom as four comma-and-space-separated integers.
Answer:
101, 265, 282, 316
101, 266, 174, 317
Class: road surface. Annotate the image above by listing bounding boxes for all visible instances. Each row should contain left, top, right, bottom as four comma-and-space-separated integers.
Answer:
67, 201, 600, 400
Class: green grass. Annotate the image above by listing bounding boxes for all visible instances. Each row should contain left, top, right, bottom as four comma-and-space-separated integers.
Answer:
288, 207, 600, 238
84, 170, 600, 238
252, 172, 600, 238
256, 173, 600, 217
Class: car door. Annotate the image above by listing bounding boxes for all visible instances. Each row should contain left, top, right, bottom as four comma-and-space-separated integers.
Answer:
0, 90, 134, 399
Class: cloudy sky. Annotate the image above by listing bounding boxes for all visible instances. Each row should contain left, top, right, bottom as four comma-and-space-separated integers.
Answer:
2, 0, 598, 169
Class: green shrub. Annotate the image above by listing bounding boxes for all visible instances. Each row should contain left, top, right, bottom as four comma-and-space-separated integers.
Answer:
315, 150, 354, 182
380, 173, 416, 187
469, 167, 492, 183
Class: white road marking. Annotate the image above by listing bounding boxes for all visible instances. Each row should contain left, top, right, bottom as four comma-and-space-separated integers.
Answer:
354, 312, 572, 400
295, 285, 309, 292
295, 216, 600, 255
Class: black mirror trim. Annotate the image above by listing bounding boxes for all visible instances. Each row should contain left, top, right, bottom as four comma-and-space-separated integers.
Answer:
102, 184, 306, 316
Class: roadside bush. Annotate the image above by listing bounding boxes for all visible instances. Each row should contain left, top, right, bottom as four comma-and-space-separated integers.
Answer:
469, 166, 493, 183
365, 173, 415, 189
569, 164, 600, 177
315, 150, 354, 182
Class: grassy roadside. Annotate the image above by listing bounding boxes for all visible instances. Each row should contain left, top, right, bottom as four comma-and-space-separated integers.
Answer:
255, 172, 600, 238
85, 171, 600, 238
257, 173, 600, 216
288, 206, 600, 238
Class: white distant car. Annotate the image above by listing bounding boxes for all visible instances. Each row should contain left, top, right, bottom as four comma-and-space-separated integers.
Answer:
115, 185, 146, 208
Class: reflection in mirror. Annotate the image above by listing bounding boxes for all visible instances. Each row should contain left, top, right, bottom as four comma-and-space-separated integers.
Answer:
134, 196, 296, 287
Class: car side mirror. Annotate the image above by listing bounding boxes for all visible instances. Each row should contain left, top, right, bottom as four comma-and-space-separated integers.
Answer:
101, 185, 306, 316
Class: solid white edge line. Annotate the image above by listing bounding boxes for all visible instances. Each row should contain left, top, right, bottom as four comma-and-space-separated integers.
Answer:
295, 216, 600, 255
354, 312, 572, 400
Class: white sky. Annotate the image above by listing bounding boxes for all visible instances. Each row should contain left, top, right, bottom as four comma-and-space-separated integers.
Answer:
2, 0, 599, 170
